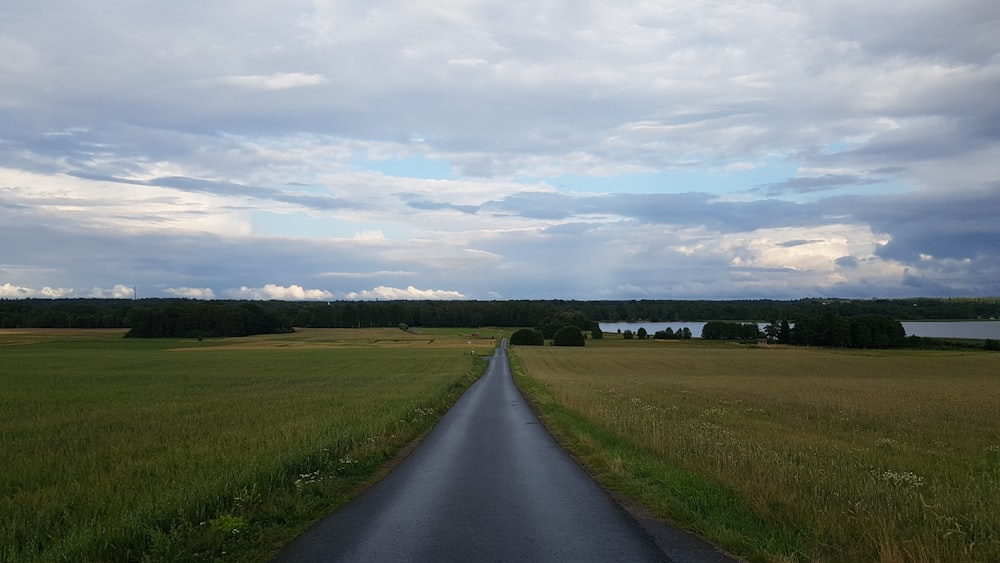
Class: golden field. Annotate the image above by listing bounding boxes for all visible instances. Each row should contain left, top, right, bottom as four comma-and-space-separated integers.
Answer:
512, 340, 1000, 562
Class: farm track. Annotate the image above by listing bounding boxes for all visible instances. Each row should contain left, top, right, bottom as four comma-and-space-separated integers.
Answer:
273, 340, 735, 563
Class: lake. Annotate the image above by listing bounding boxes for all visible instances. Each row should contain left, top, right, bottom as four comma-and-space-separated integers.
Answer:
599, 321, 1000, 340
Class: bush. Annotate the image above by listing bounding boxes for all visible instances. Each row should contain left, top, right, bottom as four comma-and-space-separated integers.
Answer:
553, 326, 585, 346
702, 321, 762, 340
510, 328, 545, 346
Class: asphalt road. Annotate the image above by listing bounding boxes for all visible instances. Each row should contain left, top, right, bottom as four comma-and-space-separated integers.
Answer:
273, 340, 737, 563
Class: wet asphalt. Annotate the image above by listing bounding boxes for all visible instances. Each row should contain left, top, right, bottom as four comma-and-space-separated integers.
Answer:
272, 340, 737, 563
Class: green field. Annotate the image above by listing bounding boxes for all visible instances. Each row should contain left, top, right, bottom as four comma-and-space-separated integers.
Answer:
512, 339, 1000, 562
0, 328, 493, 562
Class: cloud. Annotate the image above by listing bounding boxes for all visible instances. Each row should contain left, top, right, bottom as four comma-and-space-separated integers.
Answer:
219, 73, 329, 91
165, 287, 217, 299
836, 256, 860, 269
0, 283, 74, 299
0, 1, 997, 300
0, 283, 135, 299
345, 286, 467, 301
753, 174, 885, 196
319, 270, 414, 279
225, 284, 335, 301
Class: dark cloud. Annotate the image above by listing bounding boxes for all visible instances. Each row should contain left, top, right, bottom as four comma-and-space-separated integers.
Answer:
835, 256, 859, 268
65, 172, 358, 211
831, 187, 1000, 262
754, 174, 884, 196
396, 193, 478, 214
813, 1, 1000, 65
777, 239, 823, 248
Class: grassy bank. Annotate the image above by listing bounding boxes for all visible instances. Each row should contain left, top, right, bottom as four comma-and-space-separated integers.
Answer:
1, 328, 493, 562
511, 339, 1000, 562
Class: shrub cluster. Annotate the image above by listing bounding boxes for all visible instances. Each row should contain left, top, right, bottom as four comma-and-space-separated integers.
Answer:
653, 327, 693, 340
552, 326, 585, 346
701, 321, 763, 340
790, 314, 905, 348
510, 328, 544, 346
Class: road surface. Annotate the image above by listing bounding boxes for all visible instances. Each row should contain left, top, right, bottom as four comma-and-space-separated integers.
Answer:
273, 340, 736, 563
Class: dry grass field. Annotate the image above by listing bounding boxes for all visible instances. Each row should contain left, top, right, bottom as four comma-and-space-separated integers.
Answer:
512, 340, 1000, 562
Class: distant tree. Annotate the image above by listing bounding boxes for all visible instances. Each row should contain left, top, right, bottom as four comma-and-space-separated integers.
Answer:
591, 325, 603, 339
702, 321, 762, 340
623, 329, 634, 340
510, 328, 544, 346
124, 301, 291, 338
778, 320, 791, 344
654, 327, 674, 340
764, 321, 781, 342
636, 327, 648, 340
537, 310, 591, 338
553, 326, 585, 346
985, 339, 1000, 351
827, 316, 852, 347
789, 314, 904, 349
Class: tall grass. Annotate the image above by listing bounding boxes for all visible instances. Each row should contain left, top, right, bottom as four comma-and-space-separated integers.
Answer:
1, 329, 489, 562
512, 341, 1000, 562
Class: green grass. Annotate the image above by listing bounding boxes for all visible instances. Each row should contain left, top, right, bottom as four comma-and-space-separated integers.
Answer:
511, 340, 1000, 562
1, 328, 490, 562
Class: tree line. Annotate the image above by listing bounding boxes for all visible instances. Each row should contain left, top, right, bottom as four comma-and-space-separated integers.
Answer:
577, 297, 1000, 323
1, 298, 997, 350
3, 297, 997, 332
786, 315, 907, 348
697, 316, 908, 349
123, 302, 293, 338
619, 327, 694, 340
0, 299, 598, 331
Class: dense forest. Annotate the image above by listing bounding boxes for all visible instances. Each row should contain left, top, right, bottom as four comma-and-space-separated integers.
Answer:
1, 297, 998, 332
125, 302, 293, 338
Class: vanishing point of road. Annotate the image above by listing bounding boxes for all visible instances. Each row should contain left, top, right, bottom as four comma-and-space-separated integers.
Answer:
273, 340, 737, 563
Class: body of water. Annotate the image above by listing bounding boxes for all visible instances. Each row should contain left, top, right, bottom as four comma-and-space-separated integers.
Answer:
599, 321, 1000, 340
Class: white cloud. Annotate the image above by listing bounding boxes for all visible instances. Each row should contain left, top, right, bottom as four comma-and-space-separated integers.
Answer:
219, 72, 329, 91
345, 285, 467, 301
352, 230, 387, 241
0, 283, 73, 299
225, 284, 335, 301
88, 285, 138, 299
0, 283, 135, 299
165, 287, 217, 299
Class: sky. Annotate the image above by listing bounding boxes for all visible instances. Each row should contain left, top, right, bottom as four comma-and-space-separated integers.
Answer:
2, 1, 999, 301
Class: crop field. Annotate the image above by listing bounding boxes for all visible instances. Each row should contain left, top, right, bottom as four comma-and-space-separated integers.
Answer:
512, 340, 1000, 562
0, 328, 493, 562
